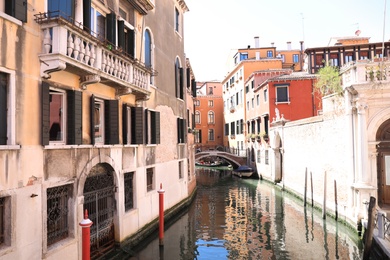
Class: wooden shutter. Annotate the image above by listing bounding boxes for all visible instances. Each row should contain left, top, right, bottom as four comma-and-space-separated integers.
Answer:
118, 20, 125, 50
83, 0, 91, 31
191, 79, 196, 98
177, 118, 180, 143
90, 95, 95, 144
151, 111, 160, 144
128, 29, 135, 58
186, 68, 190, 90
144, 109, 148, 144
106, 12, 116, 44
131, 106, 144, 144
174, 63, 178, 98
105, 99, 119, 144
5, 0, 27, 22
183, 119, 187, 143
179, 67, 184, 99
0, 75, 7, 145
41, 82, 50, 145
67, 90, 82, 145
199, 129, 202, 143
122, 104, 128, 144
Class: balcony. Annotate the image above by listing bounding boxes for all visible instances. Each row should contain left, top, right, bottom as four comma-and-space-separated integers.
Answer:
341, 59, 390, 86
34, 14, 152, 101
129, 0, 155, 14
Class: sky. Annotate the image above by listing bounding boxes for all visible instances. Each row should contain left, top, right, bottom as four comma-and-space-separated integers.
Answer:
184, 0, 390, 82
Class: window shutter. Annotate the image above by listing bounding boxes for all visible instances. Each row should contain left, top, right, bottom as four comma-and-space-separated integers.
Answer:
174, 63, 178, 98
128, 29, 135, 58
151, 111, 160, 144
183, 119, 187, 143
90, 95, 95, 144
199, 129, 202, 143
105, 99, 119, 144
131, 106, 144, 144
179, 67, 184, 99
186, 68, 190, 89
191, 79, 196, 98
67, 90, 83, 145
41, 82, 50, 145
118, 20, 125, 50
177, 118, 180, 143
0, 76, 7, 145
5, 0, 27, 22
144, 109, 148, 144
106, 12, 116, 45
192, 113, 195, 129
83, 0, 91, 31
122, 104, 128, 144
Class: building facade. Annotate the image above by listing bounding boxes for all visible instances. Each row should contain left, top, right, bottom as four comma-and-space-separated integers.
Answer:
0, 0, 194, 259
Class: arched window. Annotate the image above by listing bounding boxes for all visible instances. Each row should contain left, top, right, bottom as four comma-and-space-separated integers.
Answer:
195, 111, 200, 124
208, 111, 214, 124
145, 29, 152, 68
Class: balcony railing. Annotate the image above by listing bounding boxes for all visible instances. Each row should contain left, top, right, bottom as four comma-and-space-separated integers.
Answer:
34, 13, 152, 100
341, 59, 390, 87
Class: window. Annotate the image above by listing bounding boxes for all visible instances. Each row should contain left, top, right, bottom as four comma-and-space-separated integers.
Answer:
146, 168, 154, 192
208, 87, 213, 95
230, 122, 235, 135
236, 120, 240, 134
240, 119, 244, 134
265, 150, 269, 165
124, 172, 134, 211
236, 92, 239, 106
256, 94, 260, 106
225, 123, 229, 136
345, 53, 354, 63
195, 130, 201, 143
195, 111, 200, 124
47, 185, 72, 246
267, 51, 273, 57
5, 0, 28, 22
145, 29, 152, 68
247, 101, 249, 110
276, 85, 289, 103
145, 109, 160, 145
194, 100, 200, 106
175, 58, 184, 99
208, 111, 215, 124
257, 150, 261, 163
0, 71, 16, 146
251, 98, 254, 108
123, 105, 132, 144
0, 196, 10, 247
179, 161, 183, 179
240, 53, 248, 61
177, 118, 186, 143
90, 96, 119, 145
293, 54, 299, 63
118, 20, 135, 59
264, 89, 268, 102
90, 6, 107, 41
208, 129, 214, 141
329, 53, 339, 66
42, 82, 82, 146
208, 100, 214, 107
175, 8, 180, 33
281, 54, 285, 63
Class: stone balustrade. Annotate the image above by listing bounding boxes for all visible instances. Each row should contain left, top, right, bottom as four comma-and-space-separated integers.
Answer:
342, 59, 390, 87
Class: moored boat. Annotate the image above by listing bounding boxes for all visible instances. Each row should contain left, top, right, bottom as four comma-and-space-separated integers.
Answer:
232, 165, 253, 178
195, 160, 223, 167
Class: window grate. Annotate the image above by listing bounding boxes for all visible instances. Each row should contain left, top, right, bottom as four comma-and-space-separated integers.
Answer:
124, 172, 134, 211
47, 185, 70, 246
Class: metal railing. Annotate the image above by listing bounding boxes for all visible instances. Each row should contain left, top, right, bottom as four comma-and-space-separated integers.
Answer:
376, 211, 390, 242
195, 145, 247, 157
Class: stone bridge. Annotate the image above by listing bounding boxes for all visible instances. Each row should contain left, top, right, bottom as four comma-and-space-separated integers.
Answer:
195, 150, 247, 167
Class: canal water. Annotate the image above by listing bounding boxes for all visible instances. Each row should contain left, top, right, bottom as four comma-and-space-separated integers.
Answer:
107, 167, 363, 260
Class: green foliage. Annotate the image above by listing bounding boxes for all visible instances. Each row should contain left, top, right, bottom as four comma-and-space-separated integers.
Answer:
315, 64, 343, 96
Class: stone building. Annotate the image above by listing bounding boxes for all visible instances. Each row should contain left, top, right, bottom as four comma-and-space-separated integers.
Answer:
0, 0, 194, 259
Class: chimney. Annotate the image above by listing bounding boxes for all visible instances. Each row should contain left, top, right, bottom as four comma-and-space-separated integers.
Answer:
254, 36, 260, 48
287, 41, 292, 50
247, 45, 251, 49
271, 42, 274, 47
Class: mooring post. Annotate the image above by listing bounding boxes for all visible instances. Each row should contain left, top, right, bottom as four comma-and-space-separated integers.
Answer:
304, 168, 307, 207
158, 183, 165, 246
322, 171, 327, 219
334, 180, 338, 221
310, 171, 314, 207
363, 196, 376, 260
79, 209, 93, 260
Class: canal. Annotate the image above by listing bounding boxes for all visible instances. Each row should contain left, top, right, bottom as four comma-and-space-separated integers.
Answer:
105, 167, 363, 259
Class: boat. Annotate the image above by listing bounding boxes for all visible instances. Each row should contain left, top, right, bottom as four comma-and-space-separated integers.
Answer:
195, 160, 223, 167
232, 165, 253, 178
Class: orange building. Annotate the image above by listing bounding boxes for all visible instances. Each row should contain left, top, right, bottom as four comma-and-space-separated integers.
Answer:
195, 81, 224, 150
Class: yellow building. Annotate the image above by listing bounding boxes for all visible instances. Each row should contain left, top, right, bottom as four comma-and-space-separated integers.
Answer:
0, 0, 194, 259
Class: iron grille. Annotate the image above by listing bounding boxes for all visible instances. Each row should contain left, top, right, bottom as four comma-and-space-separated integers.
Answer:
124, 172, 134, 211
47, 185, 70, 246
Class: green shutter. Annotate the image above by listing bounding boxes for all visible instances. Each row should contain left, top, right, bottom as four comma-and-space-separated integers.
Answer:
118, 20, 125, 49
83, 0, 91, 31
41, 82, 50, 145
67, 90, 82, 145
105, 99, 119, 144
122, 104, 128, 144
151, 111, 160, 144
106, 12, 116, 44
90, 95, 95, 144
131, 106, 144, 144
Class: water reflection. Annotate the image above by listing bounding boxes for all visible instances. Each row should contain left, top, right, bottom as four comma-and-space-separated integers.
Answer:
112, 167, 363, 260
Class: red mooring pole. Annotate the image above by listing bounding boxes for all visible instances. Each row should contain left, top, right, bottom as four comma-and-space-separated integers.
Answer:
158, 183, 165, 246
79, 209, 93, 260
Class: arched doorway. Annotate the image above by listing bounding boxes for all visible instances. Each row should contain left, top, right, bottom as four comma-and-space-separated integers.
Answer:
83, 163, 116, 258
376, 118, 390, 206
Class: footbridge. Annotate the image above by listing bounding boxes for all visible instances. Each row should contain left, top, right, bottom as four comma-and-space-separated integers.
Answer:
195, 150, 247, 168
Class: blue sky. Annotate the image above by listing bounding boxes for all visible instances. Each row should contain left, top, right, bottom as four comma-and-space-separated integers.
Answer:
184, 0, 390, 82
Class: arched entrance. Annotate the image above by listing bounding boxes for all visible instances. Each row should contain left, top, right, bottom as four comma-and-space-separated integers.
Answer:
83, 163, 116, 258
376, 118, 390, 206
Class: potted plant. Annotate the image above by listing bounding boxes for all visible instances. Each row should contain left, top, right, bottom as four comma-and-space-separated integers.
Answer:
260, 131, 269, 142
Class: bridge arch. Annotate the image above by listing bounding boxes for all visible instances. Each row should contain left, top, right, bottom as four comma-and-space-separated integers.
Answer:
195, 151, 247, 168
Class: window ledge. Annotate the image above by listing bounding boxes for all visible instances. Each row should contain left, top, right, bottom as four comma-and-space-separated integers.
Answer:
275, 101, 291, 105
44, 144, 124, 149
45, 237, 77, 258
0, 145, 21, 150
0, 13, 22, 26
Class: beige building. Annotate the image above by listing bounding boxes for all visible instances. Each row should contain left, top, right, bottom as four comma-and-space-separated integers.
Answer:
0, 0, 194, 259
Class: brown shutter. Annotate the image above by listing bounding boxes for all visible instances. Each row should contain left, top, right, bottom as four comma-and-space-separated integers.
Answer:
90, 95, 95, 144
151, 111, 160, 144
83, 0, 91, 31
67, 90, 82, 145
131, 106, 144, 144
41, 82, 50, 145
105, 99, 119, 144
122, 104, 128, 144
